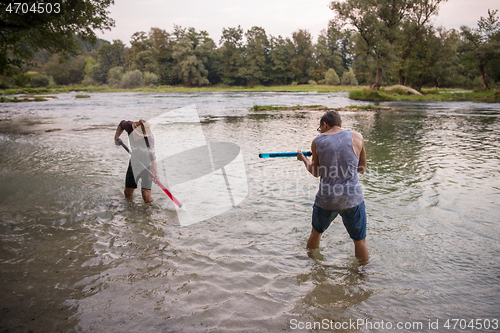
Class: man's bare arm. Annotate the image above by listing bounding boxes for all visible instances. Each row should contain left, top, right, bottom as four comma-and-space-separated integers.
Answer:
298, 139, 320, 178
357, 144, 367, 174
114, 125, 124, 145
351, 131, 367, 174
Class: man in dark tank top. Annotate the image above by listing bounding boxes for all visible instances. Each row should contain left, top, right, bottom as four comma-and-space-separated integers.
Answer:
297, 110, 369, 262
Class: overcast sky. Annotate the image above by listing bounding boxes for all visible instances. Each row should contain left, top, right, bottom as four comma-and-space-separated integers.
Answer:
95, 0, 500, 46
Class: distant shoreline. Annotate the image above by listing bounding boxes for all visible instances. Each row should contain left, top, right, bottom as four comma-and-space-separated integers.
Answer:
251, 104, 395, 112
0, 84, 360, 95
1, 85, 498, 103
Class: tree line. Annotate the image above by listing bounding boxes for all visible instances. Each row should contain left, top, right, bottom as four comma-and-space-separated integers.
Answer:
12, 24, 359, 89
1, 0, 499, 91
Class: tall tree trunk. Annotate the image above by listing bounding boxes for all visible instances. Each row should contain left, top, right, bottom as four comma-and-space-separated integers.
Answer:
479, 64, 489, 89
398, 69, 405, 85
417, 74, 424, 92
372, 66, 383, 90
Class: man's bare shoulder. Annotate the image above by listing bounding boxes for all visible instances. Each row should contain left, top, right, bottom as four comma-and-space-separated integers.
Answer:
350, 130, 364, 157
351, 130, 364, 141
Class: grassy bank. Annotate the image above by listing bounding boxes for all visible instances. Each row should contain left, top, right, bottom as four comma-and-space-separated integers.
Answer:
251, 104, 326, 111
349, 88, 500, 103
252, 104, 394, 112
0, 95, 54, 102
0, 84, 360, 96
2, 84, 498, 103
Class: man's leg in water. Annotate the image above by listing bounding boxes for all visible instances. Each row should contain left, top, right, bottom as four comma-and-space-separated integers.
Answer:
307, 228, 322, 249
141, 189, 153, 203
354, 238, 369, 262
124, 188, 134, 198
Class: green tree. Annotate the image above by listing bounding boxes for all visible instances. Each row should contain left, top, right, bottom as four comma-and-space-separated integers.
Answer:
219, 26, 244, 85
31, 49, 52, 69
429, 29, 463, 88
80, 37, 111, 53
330, 0, 447, 90
403, 27, 459, 89
170, 26, 217, 86
120, 70, 143, 89
143, 71, 159, 86
149, 27, 175, 84
205, 45, 222, 85
43, 54, 86, 85
268, 35, 295, 85
314, 20, 349, 81
107, 66, 124, 88
125, 32, 158, 73
0, 0, 115, 76
290, 29, 314, 84
97, 40, 126, 80
172, 37, 209, 86
186, 27, 210, 49
460, 9, 500, 89
194, 35, 219, 85
396, 0, 447, 85
82, 56, 98, 85
313, 34, 341, 83
83, 55, 107, 84
341, 70, 358, 86
240, 26, 270, 85
30, 73, 54, 87
330, 0, 399, 89
324, 68, 340, 85
135, 50, 158, 73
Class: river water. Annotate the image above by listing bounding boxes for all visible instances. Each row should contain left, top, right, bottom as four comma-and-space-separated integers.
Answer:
0, 91, 499, 332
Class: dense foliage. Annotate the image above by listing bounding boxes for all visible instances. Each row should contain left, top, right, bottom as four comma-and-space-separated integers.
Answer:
1, 0, 499, 90
0, 0, 114, 77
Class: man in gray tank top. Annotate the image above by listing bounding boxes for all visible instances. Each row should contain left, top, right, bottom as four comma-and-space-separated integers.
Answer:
297, 110, 369, 262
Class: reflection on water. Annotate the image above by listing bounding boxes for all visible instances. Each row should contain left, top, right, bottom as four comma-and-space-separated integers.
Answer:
0, 92, 499, 332
296, 250, 373, 322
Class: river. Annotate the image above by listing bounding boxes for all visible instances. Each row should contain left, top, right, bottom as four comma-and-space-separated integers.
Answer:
0, 91, 499, 332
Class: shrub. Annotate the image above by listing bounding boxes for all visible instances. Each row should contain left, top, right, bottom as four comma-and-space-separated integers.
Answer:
43, 54, 85, 85
81, 75, 97, 86
308, 80, 318, 86
0, 76, 14, 89
84, 57, 106, 85
14, 73, 31, 87
472, 77, 496, 89
341, 71, 358, 86
324, 68, 340, 85
31, 73, 55, 88
120, 70, 143, 89
107, 66, 124, 88
31, 74, 49, 87
143, 71, 159, 87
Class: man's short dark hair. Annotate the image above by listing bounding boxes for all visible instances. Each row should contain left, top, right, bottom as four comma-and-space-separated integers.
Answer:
320, 111, 342, 127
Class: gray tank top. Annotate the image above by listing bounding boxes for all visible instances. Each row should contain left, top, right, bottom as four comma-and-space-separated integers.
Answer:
314, 130, 364, 210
